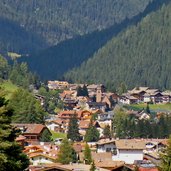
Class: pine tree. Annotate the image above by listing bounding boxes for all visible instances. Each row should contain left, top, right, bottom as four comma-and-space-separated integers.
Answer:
84, 120, 100, 142
84, 143, 92, 164
67, 114, 81, 141
103, 125, 111, 138
57, 138, 77, 164
39, 129, 52, 142
159, 135, 171, 171
146, 103, 151, 114
0, 94, 29, 171
8, 88, 46, 124
82, 84, 89, 97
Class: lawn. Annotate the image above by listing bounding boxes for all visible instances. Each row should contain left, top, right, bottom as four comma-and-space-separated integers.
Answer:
50, 130, 66, 140
0, 81, 18, 99
126, 103, 171, 112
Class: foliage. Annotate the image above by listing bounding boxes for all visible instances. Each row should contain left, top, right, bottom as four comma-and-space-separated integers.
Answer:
0, 55, 8, 80
84, 143, 92, 165
84, 120, 100, 142
113, 108, 171, 138
0, 92, 29, 171
146, 103, 151, 114
103, 125, 111, 139
65, 0, 171, 90
39, 129, 52, 142
0, 81, 18, 100
9, 61, 38, 89
117, 82, 127, 95
0, 0, 151, 54
0, 55, 39, 90
18, 0, 155, 80
112, 108, 128, 138
38, 86, 62, 114
8, 88, 46, 123
67, 114, 81, 142
77, 85, 89, 97
159, 135, 171, 171
57, 138, 77, 164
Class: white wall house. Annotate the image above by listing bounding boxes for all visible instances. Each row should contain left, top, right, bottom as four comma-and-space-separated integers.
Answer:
112, 149, 144, 164
30, 154, 55, 166
97, 139, 145, 164
97, 140, 116, 153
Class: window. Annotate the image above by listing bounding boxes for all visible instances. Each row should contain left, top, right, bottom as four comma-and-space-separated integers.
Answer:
112, 148, 117, 155
106, 148, 111, 152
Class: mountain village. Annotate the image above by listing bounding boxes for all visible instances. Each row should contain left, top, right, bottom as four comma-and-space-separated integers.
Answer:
13, 80, 171, 171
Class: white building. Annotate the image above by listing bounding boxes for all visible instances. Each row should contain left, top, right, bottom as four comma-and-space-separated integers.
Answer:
97, 139, 145, 164
30, 153, 55, 166
97, 139, 116, 153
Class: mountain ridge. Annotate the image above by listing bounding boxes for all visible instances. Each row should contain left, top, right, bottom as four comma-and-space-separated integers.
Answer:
65, 0, 171, 90
19, 0, 169, 80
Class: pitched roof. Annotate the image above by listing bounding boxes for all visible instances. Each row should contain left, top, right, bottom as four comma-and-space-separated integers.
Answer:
79, 120, 90, 129
115, 139, 145, 150
13, 124, 47, 134
16, 135, 26, 141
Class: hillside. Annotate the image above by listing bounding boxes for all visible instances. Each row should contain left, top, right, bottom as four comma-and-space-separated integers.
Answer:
19, 0, 167, 80
65, 0, 171, 90
0, 0, 151, 54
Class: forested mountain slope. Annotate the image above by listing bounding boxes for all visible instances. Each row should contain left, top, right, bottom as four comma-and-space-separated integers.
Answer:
19, 0, 167, 80
0, 0, 151, 53
0, 18, 47, 54
65, 1, 171, 90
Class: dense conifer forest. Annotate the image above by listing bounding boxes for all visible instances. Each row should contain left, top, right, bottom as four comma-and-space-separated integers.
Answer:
0, 0, 151, 54
19, 0, 166, 80
65, 0, 171, 90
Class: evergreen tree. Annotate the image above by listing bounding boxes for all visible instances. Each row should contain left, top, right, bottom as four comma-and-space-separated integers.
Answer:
82, 85, 89, 97
67, 114, 81, 142
112, 108, 127, 138
159, 135, 171, 171
0, 93, 29, 171
57, 138, 77, 164
0, 55, 8, 80
77, 86, 83, 97
146, 103, 151, 114
90, 160, 96, 171
39, 129, 52, 142
84, 143, 92, 164
77, 85, 89, 97
8, 88, 46, 123
84, 120, 100, 142
103, 125, 111, 138
117, 82, 127, 95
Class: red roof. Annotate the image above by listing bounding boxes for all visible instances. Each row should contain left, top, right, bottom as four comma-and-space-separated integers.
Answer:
13, 124, 47, 134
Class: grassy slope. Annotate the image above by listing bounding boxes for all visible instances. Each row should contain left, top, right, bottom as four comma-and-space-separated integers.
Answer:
0, 80, 18, 99
50, 130, 66, 140
125, 103, 171, 112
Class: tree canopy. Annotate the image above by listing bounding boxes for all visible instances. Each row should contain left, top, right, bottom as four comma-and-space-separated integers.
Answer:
57, 138, 77, 164
0, 0, 151, 53
8, 88, 46, 123
84, 143, 92, 165
65, 0, 171, 90
0, 91, 29, 171
159, 135, 171, 171
67, 114, 81, 142
84, 120, 100, 142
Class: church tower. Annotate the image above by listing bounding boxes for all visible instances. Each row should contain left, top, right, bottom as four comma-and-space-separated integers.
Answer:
96, 86, 102, 102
